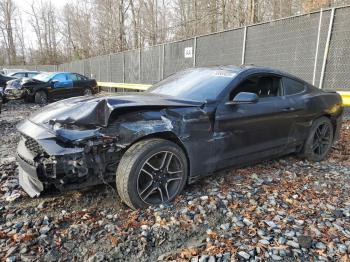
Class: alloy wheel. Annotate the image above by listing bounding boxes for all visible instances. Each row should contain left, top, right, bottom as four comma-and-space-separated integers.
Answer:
137, 151, 184, 205
312, 122, 332, 156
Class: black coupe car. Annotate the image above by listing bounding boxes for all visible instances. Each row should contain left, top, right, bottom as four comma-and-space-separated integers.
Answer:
5, 72, 98, 104
16, 66, 343, 209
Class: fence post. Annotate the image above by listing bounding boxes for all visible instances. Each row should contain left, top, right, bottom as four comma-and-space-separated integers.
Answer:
158, 45, 162, 82
241, 26, 247, 65
312, 9, 323, 86
82, 60, 85, 76
139, 48, 141, 83
162, 44, 165, 79
193, 36, 197, 67
98, 57, 101, 81
122, 52, 125, 83
109, 54, 112, 82
89, 59, 92, 78
320, 8, 335, 89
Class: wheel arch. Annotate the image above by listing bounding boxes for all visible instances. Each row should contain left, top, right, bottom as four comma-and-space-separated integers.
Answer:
316, 113, 338, 138
125, 131, 191, 181
33, 87, 49, 96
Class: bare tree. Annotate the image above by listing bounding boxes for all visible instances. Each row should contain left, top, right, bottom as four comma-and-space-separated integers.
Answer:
1, 0, 347, 65
0, 0, 17, 64
61, 1, 94, 59
27, 0, 60, 64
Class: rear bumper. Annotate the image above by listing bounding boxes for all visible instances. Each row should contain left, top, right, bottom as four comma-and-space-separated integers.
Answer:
334, 113, 343, 142
92, 85, 99, 94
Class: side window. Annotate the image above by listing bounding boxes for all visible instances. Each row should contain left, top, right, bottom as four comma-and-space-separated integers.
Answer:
14, 73, 25, 78
28, 73, 38, 78
68, 73, 78, 81
52, 73, 67, 82
77, 74, 87, 80
230, 75, 282, 100
68, 73, 85, 81
282, 77, 305, 95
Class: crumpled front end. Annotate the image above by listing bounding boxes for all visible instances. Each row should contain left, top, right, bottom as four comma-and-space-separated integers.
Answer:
16, 94, 201, 197
16, 119, 121, 197
4, 86, 25, 100
4, 79, 27, 99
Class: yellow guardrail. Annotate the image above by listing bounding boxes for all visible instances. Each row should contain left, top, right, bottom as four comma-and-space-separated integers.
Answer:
97, 82, 151, 91
338, 91, 350, 107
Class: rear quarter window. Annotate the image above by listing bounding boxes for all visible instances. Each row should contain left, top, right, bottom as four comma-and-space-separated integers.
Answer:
283, 77, 305, 95
69, 73, 86, 81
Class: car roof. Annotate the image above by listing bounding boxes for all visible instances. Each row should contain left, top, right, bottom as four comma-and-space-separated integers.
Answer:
194, 65, 285, 74
42, 72, 81, 75
193, 65, 309, 84
11, 71, 39, 74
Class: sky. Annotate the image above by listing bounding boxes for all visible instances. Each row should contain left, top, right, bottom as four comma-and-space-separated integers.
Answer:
13, 0, 74, 46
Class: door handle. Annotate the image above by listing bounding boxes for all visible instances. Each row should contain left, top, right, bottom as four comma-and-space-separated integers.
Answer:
282, 107, 295, 112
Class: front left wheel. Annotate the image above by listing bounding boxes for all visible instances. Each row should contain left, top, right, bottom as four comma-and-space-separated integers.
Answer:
34, 91, 48, 105
116, 139, 188, 209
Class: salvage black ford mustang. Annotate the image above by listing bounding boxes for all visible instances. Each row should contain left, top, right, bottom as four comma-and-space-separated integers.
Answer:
16, 66, 343, 209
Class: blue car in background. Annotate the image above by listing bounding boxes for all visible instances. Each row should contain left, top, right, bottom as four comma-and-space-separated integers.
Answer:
4, 72, 98, 104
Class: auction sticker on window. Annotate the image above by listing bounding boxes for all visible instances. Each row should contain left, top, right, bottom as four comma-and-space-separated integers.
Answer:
214, 71, 236, 78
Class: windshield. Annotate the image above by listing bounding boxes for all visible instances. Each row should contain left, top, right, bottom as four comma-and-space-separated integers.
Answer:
148, 68, 237, 101
33, 72, 55, 82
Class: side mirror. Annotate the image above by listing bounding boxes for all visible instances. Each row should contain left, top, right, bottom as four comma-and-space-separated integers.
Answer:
226, 92, 259, 105
51, 80, 58, 87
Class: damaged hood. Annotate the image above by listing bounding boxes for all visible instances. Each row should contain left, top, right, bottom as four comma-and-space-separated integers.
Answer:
22, 77, 44, 85
28, 93, 202, 128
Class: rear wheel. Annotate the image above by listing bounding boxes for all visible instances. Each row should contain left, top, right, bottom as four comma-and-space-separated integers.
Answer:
300, 117, 334, 161
116, 139, 188, 209
34, 91, 48, 105
83, 88, 92, 96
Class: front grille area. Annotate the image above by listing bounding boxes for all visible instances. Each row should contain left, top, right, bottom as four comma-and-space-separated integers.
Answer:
23, 135, 46, 155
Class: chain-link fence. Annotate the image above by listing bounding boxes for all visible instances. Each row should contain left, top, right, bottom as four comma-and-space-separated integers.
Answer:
3, 5, 350, 90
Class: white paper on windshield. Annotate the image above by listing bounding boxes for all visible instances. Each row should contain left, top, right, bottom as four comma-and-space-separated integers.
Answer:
213, 71, 236, 78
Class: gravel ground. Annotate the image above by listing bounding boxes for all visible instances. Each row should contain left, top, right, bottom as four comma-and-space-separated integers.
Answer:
0, 100, 349, 262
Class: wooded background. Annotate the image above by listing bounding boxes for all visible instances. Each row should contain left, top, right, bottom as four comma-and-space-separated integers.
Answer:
0, 0, 349, 65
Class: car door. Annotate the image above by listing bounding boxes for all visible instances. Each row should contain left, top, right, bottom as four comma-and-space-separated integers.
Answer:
51, 73, 73, 99
70, 73, 88, 96
67, 73, 83, 96
281, 76, 308, 145
213, 74, 297, 170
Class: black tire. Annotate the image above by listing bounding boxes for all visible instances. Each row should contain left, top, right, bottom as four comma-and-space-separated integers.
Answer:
299, 117, 334, 162
83, 88, 92, 96
24, 94, 33, 103
116, 139, 188, 209
34, 91, 48, 105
